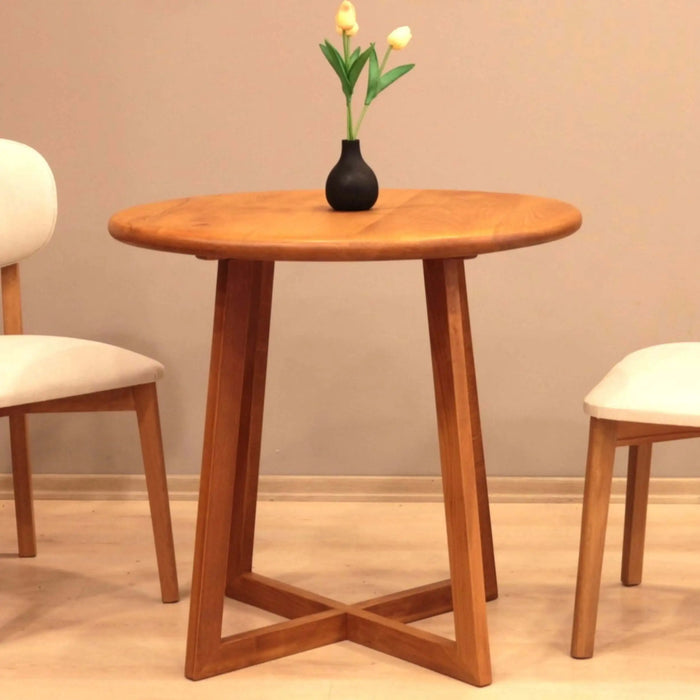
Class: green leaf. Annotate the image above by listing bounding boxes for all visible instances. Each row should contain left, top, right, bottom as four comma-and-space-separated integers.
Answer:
347, 47, 361, 68
319, 42, 345, 81
323, 39, 347, 71
364, 44, 380, 105
347, 46, 372, 92
376, 63, 415, 96
322, 40, 349, 78
320, 40, 351, 97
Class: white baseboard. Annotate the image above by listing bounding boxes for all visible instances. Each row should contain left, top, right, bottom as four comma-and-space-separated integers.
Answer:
1, 474, 700, 504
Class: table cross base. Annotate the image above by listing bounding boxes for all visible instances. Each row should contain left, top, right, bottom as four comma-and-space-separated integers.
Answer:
187, 571, 487, 684
184, 258, 497, 687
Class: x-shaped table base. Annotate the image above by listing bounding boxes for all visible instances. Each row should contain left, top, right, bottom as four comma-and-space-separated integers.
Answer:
196, 571, 483, 683
184, 259, 496, 687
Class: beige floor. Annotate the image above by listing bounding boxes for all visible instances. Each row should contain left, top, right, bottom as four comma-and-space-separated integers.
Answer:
1, 499, 700, 699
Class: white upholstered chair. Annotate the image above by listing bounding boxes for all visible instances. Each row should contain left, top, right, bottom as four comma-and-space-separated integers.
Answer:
0, 138, 178, 603
571, 342, 700, 658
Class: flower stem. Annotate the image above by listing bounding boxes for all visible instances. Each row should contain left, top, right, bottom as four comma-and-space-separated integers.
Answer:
379, 46, 393, 75
346, 96, 354, 140
353, 103, 369, 139
343, 33, 354, 139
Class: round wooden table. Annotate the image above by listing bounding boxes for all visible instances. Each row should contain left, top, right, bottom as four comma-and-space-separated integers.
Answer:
109, 189, 581, 686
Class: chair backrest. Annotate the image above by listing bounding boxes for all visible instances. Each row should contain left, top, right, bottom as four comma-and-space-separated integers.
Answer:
0, 138, 57, 268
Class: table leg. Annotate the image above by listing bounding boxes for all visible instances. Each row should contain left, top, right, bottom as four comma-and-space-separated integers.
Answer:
186, 260, 346, 681
464, 354, 498, 601
422, 258, 493, 685
225, 261, 274, 586
186, 259, 279, 679
424, 258, 498, 600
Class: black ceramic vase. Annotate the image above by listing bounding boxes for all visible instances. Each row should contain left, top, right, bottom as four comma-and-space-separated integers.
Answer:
325, 140, 378, 211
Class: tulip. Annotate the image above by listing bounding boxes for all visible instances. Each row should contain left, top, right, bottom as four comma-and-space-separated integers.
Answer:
335, 1, 357, 31
387, 26, 412, 50
321, 4, 415, 140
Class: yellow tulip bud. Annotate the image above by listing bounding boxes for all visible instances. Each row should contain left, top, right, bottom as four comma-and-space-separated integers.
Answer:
387, 26, 412, 50
345, 22, 359, 36
335, 1, 357, 31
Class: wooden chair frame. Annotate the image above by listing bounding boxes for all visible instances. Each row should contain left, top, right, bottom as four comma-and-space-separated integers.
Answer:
1, 262, 179, 603
571, 416, 700, 658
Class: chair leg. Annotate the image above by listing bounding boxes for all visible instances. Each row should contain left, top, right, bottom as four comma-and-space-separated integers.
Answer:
9, 414, 37, 557
571, 417, 617, 659
621, 443, 652, 587
133, 382, 179, 603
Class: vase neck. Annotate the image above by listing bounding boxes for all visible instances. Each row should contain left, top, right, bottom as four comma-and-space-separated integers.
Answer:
341, 139, 362, 155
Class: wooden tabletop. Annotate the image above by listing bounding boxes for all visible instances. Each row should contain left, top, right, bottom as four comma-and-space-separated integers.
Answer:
108, 189, 581, 262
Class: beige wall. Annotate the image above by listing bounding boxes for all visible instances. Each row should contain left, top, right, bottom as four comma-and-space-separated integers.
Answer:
2, 1, 699, 478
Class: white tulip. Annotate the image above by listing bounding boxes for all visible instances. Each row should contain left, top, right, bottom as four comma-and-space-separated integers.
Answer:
387, 26, 412, 50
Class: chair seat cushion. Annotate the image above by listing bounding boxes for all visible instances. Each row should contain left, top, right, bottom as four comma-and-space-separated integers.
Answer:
0, 335, 164, 408
584, 342, 700, 427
